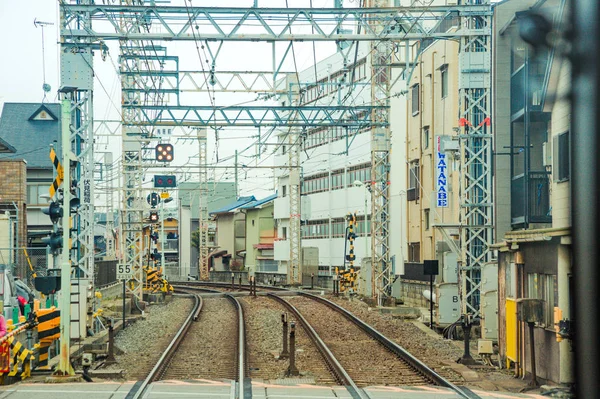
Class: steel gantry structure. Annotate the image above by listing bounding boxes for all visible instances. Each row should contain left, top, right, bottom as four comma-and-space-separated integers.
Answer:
60, 2, 493, 312
458, 0, 494, 318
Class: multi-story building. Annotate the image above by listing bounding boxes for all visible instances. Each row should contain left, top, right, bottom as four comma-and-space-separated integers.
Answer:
0, 103, 61, 246
237, 194, 277, 274
209, 196, 256, 271
272, 43, 406, 286
401, 18, 475, 328
178, 181, 236, 277
493, 0, 572, 385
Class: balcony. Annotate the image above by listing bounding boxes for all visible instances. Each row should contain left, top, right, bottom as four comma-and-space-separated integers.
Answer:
511, 171, 552, 226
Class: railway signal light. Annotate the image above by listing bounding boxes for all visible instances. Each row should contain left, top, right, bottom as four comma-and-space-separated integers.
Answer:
42, 201, 63, 224
147, 192, 161, 207
42, 231, 63, 254
155, 144, 174, 162
154, 175, 176, 188
150, 211, 159, 223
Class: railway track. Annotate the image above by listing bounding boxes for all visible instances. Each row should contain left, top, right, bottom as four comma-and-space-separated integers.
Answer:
126, 291, 247, 399
240, 296, 336, 384
175, 280, 289, 292
269, 293, 477, 399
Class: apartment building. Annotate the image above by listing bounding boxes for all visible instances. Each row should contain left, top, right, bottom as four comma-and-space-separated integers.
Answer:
272, 42, 407, 285
493, 0, 572, 385
402, 26, 469, 328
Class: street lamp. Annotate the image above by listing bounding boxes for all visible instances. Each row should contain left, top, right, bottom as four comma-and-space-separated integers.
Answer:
352, 180, 370, 259
161, 197, 174, 272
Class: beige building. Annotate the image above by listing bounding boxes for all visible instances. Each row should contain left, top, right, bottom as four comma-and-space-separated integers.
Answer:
403, 36, 464, 326
493, 0, 572, 385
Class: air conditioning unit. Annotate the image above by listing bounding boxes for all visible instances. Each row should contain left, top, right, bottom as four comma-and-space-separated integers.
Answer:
542, 142, 552, 167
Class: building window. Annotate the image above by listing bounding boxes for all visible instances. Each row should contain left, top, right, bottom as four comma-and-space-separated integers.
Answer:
411, 84, 420, 115
281, 227, 287, 240
553, 131, 570, 182
408, 161, 420, 201
408, 242, 420, 263
356, 215, 371, 236
282, 145, 286, 155
347, 163, 371, 187
331, 169, 345, 190
282, 185, 287, 197
301, 219, 329, 239
527, 273, 558, 327
424, 209, 430, 230
302, 173, 329, 195
27, 184, 50, 206
440, 64, 448, 99
331, 218, 346, 238
423, 126, 430, 150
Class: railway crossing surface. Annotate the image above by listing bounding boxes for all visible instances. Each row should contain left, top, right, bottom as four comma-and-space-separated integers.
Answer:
0, 381, 546, 399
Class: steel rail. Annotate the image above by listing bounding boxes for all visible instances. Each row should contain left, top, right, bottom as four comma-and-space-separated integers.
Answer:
127, 293, 202, 399
175, 280, 289, 292
224, 294, 247, 399
266, 293, 368, 399
298, 292, 479, 399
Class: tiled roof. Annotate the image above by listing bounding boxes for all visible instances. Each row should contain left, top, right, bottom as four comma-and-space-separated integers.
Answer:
210, 195, 256, 215
0, 136, 16, 153
0, 103, 61, 168
238, 193, 277, 210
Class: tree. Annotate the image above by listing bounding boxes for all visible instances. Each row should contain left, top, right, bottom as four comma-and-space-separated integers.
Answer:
191, 230, 199, 249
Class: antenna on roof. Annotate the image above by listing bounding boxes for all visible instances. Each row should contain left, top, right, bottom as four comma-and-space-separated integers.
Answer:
34, 18, 54, 103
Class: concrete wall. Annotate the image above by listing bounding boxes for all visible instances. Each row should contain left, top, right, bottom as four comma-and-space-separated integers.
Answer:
0, 160, 28, 277
549, 59, 571, 229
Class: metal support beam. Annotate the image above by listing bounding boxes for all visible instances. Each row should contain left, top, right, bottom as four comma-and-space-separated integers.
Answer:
120, 104, 386, 127
458, 1, 493, 319
368, 0, 392, 305
59, 5, 490, 42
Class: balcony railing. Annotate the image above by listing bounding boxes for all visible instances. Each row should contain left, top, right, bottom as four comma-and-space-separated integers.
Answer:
511, 171, 552, 226
161, 238, 179, 252
528, 172, 552, 223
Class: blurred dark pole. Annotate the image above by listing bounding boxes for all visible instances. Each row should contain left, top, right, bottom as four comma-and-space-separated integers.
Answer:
571, 0, 600, 396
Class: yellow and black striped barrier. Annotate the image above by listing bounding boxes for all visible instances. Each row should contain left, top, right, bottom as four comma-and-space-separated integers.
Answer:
36, 308, 60, 369
48, 148, 63, 198
0, 320, 37, 383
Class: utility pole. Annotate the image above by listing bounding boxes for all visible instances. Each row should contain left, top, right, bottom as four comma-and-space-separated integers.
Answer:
234, 150, 239, 198
161, 199, 165, 272
57, 99, 74, 376
198, 129, 210, 281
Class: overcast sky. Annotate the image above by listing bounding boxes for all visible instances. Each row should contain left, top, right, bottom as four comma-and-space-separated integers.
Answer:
0, 0, 498, 207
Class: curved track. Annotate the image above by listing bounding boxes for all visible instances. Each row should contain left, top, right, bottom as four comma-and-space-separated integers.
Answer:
127, 291, 247, 399
270, 293, 475, 399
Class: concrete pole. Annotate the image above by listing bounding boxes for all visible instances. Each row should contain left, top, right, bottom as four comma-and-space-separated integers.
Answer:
364, 190, 369, 259
56, 98, 74, 376
161, 199, 165, 272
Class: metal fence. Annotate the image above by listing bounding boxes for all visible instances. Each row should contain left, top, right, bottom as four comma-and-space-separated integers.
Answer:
0, 247, 51, 286
95, 260, 117, 288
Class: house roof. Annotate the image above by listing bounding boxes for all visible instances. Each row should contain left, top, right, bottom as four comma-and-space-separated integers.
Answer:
238, 193, 277, 210
0, 136, 16, 153
209, 195, 256, 215
0, 103, 61, 168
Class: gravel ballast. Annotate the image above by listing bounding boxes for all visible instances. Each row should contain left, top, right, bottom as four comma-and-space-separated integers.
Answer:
241, 296, 335, 384
103, 296, 193, 380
